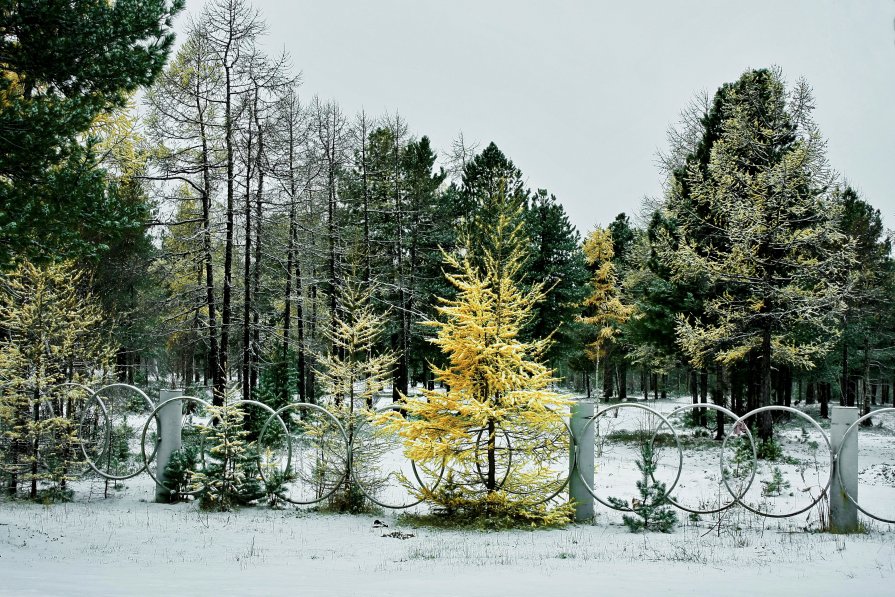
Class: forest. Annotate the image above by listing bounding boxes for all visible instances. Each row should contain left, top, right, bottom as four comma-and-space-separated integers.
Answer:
1, 0, 892, 508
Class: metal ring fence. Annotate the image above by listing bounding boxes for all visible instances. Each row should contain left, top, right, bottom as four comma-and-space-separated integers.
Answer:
13, 382, 894, 520
665, 403, 757, 515
835, 407, 895, 524
720, 405, 834, 518
576, 402, 684, 512
140, 395, 212, 496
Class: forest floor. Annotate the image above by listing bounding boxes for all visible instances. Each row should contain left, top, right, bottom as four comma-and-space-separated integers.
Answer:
1, 395, 894, 596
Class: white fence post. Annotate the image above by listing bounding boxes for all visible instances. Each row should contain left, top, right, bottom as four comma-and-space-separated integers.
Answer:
569, 399, 595, 522
155, 389, 184, 503
830, 406, 858, 533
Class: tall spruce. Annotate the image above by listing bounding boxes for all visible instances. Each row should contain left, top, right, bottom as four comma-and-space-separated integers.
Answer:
525, 191, 590, 373
836, 187, 894, 417
0, 0, 184, 266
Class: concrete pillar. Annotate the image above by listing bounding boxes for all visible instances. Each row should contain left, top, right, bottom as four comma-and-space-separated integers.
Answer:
830, 406, 858, 533
155, 389, 184, 503
569, 399, 595, 522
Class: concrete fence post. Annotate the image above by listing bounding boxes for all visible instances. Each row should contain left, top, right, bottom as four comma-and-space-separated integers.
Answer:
830, 406, 858, 533
155, 388, 184, 503
569, 399, 595, 522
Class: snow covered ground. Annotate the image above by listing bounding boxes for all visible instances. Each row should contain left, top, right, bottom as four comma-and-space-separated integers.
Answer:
2, 396, 895, 596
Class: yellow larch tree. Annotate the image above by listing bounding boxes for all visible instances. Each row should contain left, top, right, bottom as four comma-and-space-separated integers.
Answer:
383, 184, 571, 522
0, 260, 116, 499
317, 274, 397, 511
580, 227, 634, 364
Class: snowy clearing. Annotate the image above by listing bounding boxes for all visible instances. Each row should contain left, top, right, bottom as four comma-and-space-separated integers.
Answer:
1, 486, 894, 597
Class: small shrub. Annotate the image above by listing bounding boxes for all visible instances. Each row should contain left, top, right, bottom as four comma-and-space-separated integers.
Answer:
161, 445, 199, 502
261, 468, 295, 509
756, 437, 783, 461
405, 470, 574, 529
761, 466, 791, 497
36, 486, 73, 504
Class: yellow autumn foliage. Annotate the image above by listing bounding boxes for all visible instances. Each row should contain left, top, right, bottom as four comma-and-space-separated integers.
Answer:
380, 185, 572, 522
580, 227, 633, 360
0, 260, 116, 495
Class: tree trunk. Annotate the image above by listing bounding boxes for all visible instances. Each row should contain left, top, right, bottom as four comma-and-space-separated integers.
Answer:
698, 370, 708, 427
711, 368, 726, 441
861, 335, 872, 424
196, 67, 219, 403
217, 54, 236, 407
689, 369, 698, 407
758, 325, 773, 440
731, 367, 744, 414
486, 418, 496, 493
306, 282, 317, 405
840, 314, 849, 407
746, 353, 759, 414
242, 106, 254, 403
783, 366, 792, 408
617, 360, 628, 399
603, 359, 614, 399
30, 393, 39, 499
283, 206, 294, 361
295, 254, 306, 403
251, 107, 264, 396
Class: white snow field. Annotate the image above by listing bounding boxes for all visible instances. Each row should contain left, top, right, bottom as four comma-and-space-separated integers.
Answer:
2, 396, 895, 596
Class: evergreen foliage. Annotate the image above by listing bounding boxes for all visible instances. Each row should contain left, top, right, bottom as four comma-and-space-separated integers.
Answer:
525, 190, 590, 370
608, 440, 677, 533
581, 226, 634, 362
835, 186, 895, 414
162, 445, 199, 502
0, 0, 184, 265
655, 68, 854, 436
191, 399, 264, 511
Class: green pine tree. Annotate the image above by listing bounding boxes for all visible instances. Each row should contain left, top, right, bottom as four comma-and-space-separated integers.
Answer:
608, 440, 678, 533
0, 0, 184, 265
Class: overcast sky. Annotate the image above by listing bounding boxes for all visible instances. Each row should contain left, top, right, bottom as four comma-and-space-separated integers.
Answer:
181, 0, 895, 235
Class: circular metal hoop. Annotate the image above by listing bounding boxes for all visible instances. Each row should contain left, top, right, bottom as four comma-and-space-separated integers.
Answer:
229, 399, 291, 484
836, 407, 895, 524
73, 386, 112, 474
258, 402, 349, 505
722, 405, 833, 519
94, 383, 154, 406
664, 403, 758, 515
83, 383, 156, 481
350, 403, 443, 510
577, 402, 683, 512
473, 425, 513, 491
498, 418, 576, 506
141, 395, 212, 496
